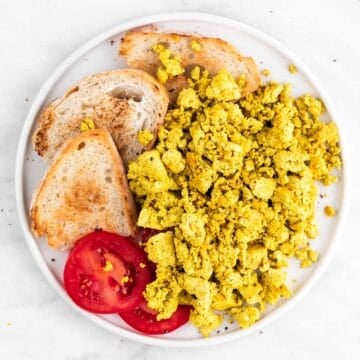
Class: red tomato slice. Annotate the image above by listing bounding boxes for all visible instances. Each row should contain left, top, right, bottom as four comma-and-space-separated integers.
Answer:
64, 231, 151, 314
119, 299, 191, 335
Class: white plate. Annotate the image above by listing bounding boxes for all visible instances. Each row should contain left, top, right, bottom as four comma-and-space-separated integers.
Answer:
15, 12, 349, 347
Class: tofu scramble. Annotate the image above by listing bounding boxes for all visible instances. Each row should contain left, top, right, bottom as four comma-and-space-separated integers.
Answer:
127, 50, 342, 336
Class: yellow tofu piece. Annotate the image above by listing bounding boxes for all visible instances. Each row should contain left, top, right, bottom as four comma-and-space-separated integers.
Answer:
206, 69, 241, 101
251, 177, 276, 200
137, 129, 154, 146
230, 306, 260, 329
145, 231, 176, 266
190, 308, 223, 337
179, 213, 206, 246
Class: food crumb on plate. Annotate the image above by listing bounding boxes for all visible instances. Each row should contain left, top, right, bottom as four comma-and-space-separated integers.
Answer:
288, 64, 297, 74
324, 205, 336, 217
262, 69, 271, 76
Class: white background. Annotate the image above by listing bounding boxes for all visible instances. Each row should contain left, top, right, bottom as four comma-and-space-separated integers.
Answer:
1, 0, 359, 359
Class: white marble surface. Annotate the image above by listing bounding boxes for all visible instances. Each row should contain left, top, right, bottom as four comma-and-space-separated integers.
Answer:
1, 0, 360, 358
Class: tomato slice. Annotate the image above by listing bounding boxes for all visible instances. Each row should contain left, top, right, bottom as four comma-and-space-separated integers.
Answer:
119, 299, 191, 335
64, 231, 151, 314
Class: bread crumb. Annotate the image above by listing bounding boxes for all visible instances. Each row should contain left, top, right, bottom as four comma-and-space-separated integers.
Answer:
324, 205, 336, 217
262, 69, 271, 76
6, 322, 12, 326
288, 64, 297, 74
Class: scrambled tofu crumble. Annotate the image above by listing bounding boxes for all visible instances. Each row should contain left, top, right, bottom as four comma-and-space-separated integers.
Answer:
324, 205, 336, 217
288, 64, 297, 74
190, 40, 203, 52
153, 43, 184, 83
127, 49, 342, 336
80, 118, 95, 132
137, 129, 154, 146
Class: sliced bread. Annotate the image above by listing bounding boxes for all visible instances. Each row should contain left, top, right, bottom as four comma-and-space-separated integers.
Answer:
32, 69, 169, 166
119, 29, 260, 98
30, 129, 137, 250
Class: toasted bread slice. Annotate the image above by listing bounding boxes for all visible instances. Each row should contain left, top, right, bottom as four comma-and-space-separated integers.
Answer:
119, 29, 260, 98
32, 69, 169, 165
30, 129, 137, 250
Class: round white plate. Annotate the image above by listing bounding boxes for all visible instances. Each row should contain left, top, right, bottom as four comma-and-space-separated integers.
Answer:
15, 12, 349, 347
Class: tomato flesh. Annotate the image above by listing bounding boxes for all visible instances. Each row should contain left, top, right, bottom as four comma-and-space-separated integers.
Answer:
64, 231, 151, 314
120, 299, 191, 335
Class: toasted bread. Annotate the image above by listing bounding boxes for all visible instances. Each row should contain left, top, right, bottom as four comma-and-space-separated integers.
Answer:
30, 129, 137, 250
32, 69, 169, 166
119, 29, 260, 98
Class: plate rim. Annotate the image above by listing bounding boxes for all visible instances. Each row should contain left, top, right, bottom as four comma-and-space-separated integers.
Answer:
15, 11, 350, 347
